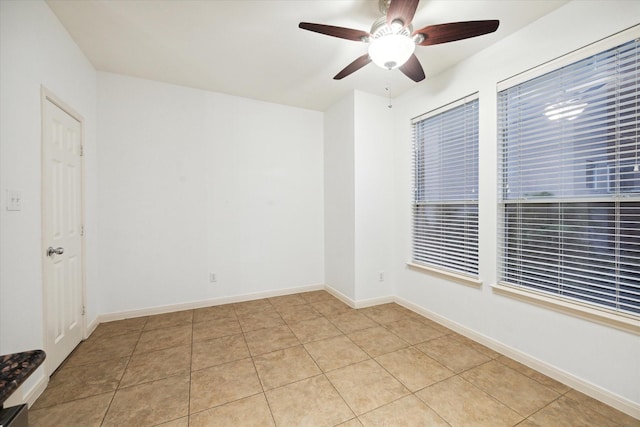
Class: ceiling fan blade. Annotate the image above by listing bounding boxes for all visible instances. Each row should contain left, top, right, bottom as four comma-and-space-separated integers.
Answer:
399, 54, 425, 82
386, 0, 419, 27
299, 22, 369, 42
414, 20, 499, 46
334, 54, 372, 80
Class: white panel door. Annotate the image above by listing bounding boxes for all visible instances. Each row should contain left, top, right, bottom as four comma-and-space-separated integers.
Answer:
42, 97, 84, 373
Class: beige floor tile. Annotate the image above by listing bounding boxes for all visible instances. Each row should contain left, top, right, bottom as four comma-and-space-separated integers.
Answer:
237, 308, 285, 332
189, 393, 275, 427
375, 347, 453, 392
276, 303, 322, 323
421, 319, 455, 335
461, 360, 560, 417
528, 395, 620, 427
233, 298, 274, 316
304, 335, 370, 372
564, 390, 640, 426
416, 334, 491, 373
33, 357, 127, 409
451, 333, 501, 359
244, 324, 300, 356
348, 326, 408, 357
192, 317, 242, 342
90, 317, 147, 339
193, 304, 236, 323
495, 356, 571, 394
268, 293, 308, 308
135, 324, 192, 353
120, 344, 191, 387
416, 376, 523, 427
337, 418, 364, 427
326, 359, 409, 416
266, 374, 355, 426
191, 333, 250, 371
189, 358, 262, 413
515, 419, 540, 427
253, 345, 321, 390
29, 392, 114, 427
328, 310, 378, 334
288, 316, 343, 343
394, 308, 442, 328
300, 290, 335, 303
144, 309, 193, 331
359, 303, 407, 324
359, 395, 449, 426
103, 374, 190, 426
156, 416, 189, 426
63, 331, 140, 367
312, 299, 353, 316
384, 317, 445, 345
33, 293, 634, 427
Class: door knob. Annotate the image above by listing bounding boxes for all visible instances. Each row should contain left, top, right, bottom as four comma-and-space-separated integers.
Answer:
47, 246, 64, 257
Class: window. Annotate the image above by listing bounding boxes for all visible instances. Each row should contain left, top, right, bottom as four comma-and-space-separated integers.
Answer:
412, 96, 479, 277
498, 36, 639, 318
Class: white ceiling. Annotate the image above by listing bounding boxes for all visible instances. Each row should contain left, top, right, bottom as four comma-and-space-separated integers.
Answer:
46, 0, 568, 111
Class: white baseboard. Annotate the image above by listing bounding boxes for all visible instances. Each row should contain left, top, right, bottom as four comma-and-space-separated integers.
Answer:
395, 296, 640, 420
324, 286, 356, 307
85, 316, 99, 339
354, 295, 395, 308
25, 373, 48, 408
324, 286, 395, 309
96, 283, 324, 324
3, 370, 49, 409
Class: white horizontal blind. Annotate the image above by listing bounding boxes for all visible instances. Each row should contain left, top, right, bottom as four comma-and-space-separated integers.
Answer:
412, 98, 479, 276
498, 37, 640, 316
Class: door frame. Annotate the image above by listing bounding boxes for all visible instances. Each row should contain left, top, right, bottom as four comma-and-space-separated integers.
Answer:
40, 86, 87, 377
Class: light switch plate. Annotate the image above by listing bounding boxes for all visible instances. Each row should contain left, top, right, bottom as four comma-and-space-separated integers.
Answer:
6, 190, 22, 211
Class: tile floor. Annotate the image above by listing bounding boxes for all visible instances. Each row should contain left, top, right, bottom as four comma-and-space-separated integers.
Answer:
30, 290, 638, 426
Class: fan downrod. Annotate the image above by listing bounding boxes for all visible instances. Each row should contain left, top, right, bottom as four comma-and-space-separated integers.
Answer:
378, 0, 391, 15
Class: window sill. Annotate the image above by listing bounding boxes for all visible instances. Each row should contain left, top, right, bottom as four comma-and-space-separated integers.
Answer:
407, 262, 482, 288
492, 282, 640, 335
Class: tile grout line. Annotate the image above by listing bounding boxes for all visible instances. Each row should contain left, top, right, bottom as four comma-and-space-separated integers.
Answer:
99, 315, 149, 426
187, 310, 195, 424
240, 301, 279, 427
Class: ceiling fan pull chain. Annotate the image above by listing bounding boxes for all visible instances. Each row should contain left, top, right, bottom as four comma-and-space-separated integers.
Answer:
386, 85, 392, 109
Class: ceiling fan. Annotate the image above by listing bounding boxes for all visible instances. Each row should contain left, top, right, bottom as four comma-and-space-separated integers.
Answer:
299, 0, 499, 82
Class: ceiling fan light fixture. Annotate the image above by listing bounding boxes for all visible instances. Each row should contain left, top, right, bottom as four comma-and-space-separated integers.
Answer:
368, 33, 415, 70
299, 0, 499, 81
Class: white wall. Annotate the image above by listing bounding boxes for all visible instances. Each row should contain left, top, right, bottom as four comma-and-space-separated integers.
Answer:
0, 0, 97, 400
97, 72, 324, 314
324, 94, 356, 299
324, 91, 395, 304
392, 0, 640, 410
353, 91, 395, 302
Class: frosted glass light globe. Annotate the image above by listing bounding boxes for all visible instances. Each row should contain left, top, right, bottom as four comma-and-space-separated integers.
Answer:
368, 34, 415, 70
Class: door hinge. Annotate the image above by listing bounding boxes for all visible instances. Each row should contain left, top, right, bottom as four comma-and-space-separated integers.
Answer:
81, 224, 84, 236
82, 305, 86, 316
80, 145, 84, 156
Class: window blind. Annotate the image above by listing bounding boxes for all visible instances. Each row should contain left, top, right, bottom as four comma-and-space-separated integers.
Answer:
412, 97, 479, 276
498, 37, 640, 316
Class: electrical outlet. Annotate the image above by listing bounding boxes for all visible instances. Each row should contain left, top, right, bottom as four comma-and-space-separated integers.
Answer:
378, 271, 385, 282
209, 273, 217, 283
6, 190, 21, 211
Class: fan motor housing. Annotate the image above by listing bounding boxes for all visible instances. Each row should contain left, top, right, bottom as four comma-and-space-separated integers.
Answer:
369, 16, 413, 40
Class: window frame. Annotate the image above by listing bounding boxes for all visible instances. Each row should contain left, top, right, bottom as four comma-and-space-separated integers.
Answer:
494, 26, 640, 334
